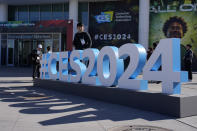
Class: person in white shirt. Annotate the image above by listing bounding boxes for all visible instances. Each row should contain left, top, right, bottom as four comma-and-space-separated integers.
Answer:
47, 46, 52, 53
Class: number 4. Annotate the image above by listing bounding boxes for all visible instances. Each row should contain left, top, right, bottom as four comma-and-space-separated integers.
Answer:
143, 38, 188, 94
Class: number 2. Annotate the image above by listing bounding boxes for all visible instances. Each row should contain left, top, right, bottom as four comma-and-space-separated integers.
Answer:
82, 48, 100, 85
118, 43, 148, 90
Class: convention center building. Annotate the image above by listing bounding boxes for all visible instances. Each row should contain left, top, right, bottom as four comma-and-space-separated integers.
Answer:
0, 0, 196, 70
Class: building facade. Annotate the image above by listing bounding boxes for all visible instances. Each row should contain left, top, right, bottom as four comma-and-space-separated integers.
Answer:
0, 0, 150, 67
0, 0, 197, 70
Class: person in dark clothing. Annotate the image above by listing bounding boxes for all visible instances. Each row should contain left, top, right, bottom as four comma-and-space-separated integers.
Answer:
147, 47, 153, 60
32, 44, 42, 79
153, 42, 158, 50
73, 22, 92, 50
184, 44, 193, 81
152, 42, 161, 84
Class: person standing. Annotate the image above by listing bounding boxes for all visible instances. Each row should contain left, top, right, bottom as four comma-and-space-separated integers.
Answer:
73, 22, 92, 50
73, 22, 92, 67
47, 46, 52, 53
153, 41, 158, 50
184, 44, 193, 81
147, 47, 153, 60
32, 44, 43, 79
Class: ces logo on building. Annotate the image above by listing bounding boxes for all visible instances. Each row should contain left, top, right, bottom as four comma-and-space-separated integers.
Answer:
95, 11, 113, 23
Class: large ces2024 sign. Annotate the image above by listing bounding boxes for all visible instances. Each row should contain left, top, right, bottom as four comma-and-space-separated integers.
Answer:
40, 38, 188, 95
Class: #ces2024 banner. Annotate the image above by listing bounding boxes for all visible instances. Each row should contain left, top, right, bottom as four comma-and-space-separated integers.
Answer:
89, 1, 139, 49
149, 0, 197, 70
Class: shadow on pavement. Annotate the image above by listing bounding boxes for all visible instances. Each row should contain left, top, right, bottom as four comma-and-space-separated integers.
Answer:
0, 67, 32, 77
0, 84, 172, 126
183, 82, 197, 85
0, 81, 33, 84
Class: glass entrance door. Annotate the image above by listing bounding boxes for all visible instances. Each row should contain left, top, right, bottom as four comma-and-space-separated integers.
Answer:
7, 40, 14, 66
1, 40, 7, 66
17, 40, 45, 66
18, 40, 33, 66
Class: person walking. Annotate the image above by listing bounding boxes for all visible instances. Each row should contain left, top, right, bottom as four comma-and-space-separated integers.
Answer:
184, 44, 193, 81
73, 22, 92, 50
32, 44, 43, 79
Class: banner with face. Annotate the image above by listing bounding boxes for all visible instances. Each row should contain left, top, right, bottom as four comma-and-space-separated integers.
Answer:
149, 0, 197, 70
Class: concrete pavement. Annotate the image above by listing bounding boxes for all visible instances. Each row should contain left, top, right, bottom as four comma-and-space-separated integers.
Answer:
0, 67, 197, 131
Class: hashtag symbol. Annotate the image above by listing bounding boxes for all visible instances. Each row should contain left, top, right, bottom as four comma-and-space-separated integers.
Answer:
95, 34, 99, 40
40, 54, 50, 79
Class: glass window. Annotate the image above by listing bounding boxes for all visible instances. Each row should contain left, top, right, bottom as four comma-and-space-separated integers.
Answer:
53, 40, 59, 52
29, 5, 40, 22
61, 34, 66, 51
78, 2, 89, 31
8, 6, 18, 21
52, 4, 63, 20
1, 34, 7, 40
53, 34, 60, 39
1, 40, 7, 65
64, 3, 69, 19
18, 6, 28, 22
7, 40, 14, 65
44, 39, 53, 53
40, 4, 52, 20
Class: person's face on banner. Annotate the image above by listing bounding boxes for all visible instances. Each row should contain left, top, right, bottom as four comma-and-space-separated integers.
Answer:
167, 22, 183, 38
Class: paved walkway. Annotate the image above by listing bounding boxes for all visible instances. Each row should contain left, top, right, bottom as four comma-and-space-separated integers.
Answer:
0, 67, 197, 131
